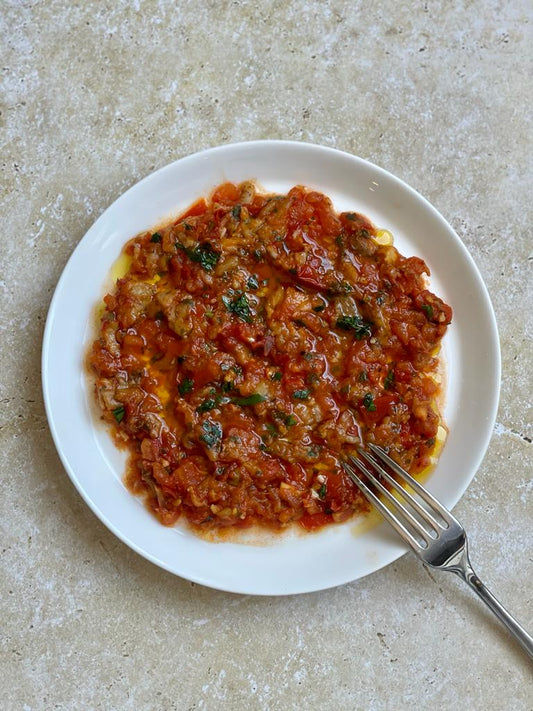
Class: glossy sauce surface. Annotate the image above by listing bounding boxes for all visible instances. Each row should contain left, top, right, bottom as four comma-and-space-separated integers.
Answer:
89, 182, 452, 531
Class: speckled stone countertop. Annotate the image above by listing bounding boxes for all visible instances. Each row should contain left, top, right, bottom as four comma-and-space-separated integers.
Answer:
2, 2, 532, 709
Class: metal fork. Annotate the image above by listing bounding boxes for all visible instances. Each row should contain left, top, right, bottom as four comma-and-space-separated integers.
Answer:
342, 443, 533, 659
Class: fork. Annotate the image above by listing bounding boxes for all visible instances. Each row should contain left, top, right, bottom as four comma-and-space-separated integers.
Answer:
342, 443, 533, 659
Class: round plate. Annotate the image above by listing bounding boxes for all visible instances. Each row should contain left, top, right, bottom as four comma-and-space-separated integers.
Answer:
42, 141, 500, 595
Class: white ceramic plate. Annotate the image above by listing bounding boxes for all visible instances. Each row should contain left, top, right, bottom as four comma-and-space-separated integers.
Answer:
42, 141, 500, 595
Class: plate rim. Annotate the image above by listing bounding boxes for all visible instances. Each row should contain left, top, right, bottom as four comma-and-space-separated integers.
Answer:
41, 139, 501, 595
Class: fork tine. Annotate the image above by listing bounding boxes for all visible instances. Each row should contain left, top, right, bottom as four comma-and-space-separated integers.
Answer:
342, 461, 424, 551
355, 450, 444, 532
348, 456, 434, 546
368, 443, 451, 521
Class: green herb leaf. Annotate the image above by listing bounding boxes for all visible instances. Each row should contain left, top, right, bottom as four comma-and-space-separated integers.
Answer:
178, 378, 194, 396
112, 405, 125, 423
284, 414, 297, 427
362, 393, 377, 412
265, 423, 279, 438
421, 304, 434, 320
384, 367, 395, 390
358, 370, 368, 383
199, 420, 222, 449
222, 292, 252, 323
232, 393, 267, 406
336, 315, 372, 339
196, 398, 216, 413
426, 437, 436, 447
293, 389, 310, 400
318, 483, 327, 499
253, 249, 263, 262
176, 241, 221, 271
271, 371, 283, 381
247, 275, 259, 290
192, 243, 220, 271
232, 205, 241, 219
150, 232, 162, 243
313, 304, 326, 312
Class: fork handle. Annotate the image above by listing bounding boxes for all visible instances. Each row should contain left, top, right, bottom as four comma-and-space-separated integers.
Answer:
460, 568, 533, 659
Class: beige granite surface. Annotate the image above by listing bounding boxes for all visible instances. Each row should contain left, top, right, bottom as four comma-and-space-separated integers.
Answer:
1, 1, 532, 709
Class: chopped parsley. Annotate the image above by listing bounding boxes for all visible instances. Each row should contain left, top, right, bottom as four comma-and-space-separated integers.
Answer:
232, 205, 241, 219
265, 423, 279, 438
363, 393, 377, 412
271, 371, 283, 381
313, 304, 326, 312
384, 366, 395, 390
199, 420, 222, 449
293, 389, 310, 400
426, 437, 436, 447
247, 275, 259, 290
335, 315, 372, 339
176, 241, 221, 271
359, 370, 368, 382
318, 483, 327, 500
284, 414, 297, 427
112, 405, 125, 423
196, 398, 217, 413
222, 292, 252, 323
421, 304, 434, 320
232, 393, 267, 406
150, 232, 162, 243
178, 378, 194, 396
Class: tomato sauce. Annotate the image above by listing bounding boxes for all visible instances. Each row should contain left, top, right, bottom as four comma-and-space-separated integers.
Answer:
88, 182, 452, 532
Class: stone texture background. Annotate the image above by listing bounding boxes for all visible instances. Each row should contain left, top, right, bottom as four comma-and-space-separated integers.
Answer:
1, 1, 532, 709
